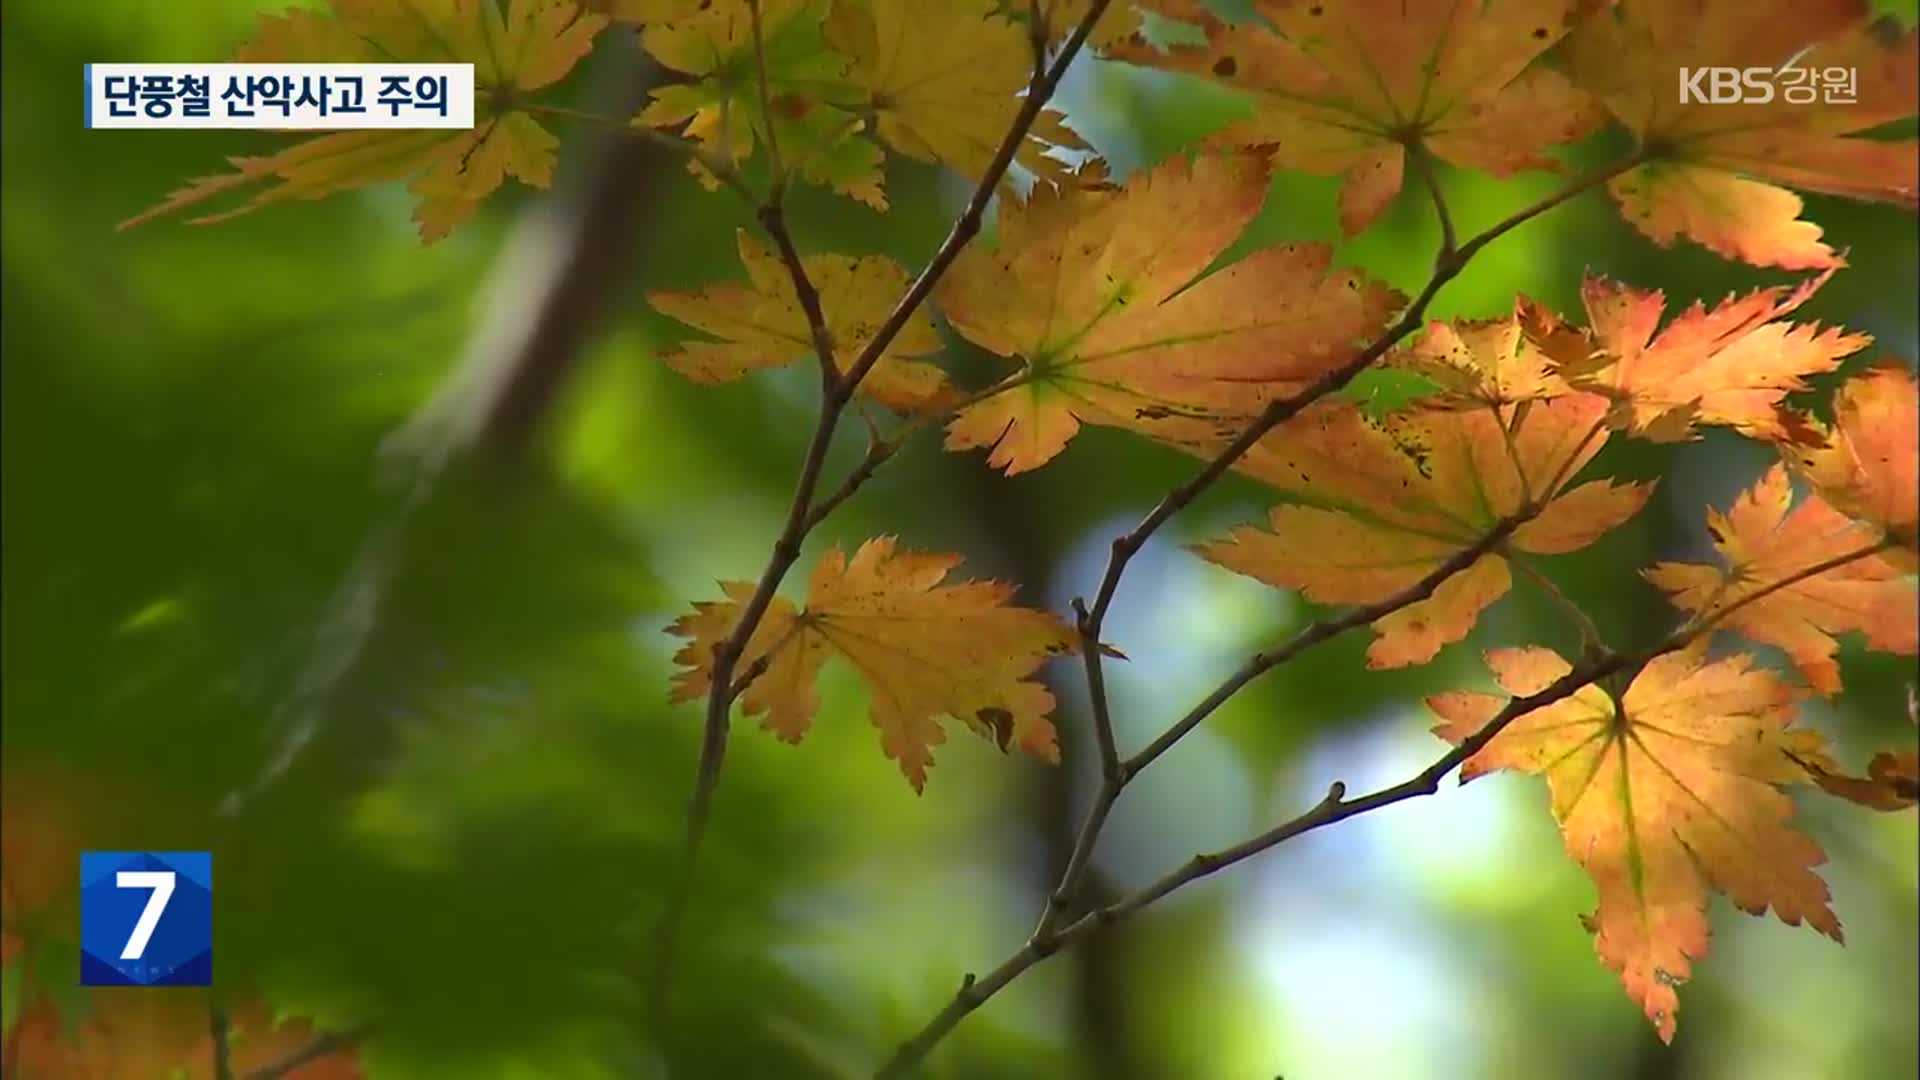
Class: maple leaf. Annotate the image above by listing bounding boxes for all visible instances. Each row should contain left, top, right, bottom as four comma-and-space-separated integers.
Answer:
1798, 684, 1920, 810
635, 0, 887, 205
1106, 0, 1604, 235
5, 993, 361, 1079
120, 0, 609, 243
825, 1, 1091, 187
1565, 0, 1920, 269
1430, 644, 1843, 1041
646, 229, 957, 413
936, 151, 1404, 474
666, 537, 1076, 790
1797, 744, 1920, 811
1521, 269, 1871, 441
1192, 379, 1652, 667
1389, 303, 1577, 409
1645, 464, 1917, 695
1781, 362, 1920, 569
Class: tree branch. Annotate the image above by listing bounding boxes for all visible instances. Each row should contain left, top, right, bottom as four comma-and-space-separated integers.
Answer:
877, 638, 1641, 1078
656, 0, 1118, 1018
879, 522, 1896, 1073
881, 143, 1656, 1076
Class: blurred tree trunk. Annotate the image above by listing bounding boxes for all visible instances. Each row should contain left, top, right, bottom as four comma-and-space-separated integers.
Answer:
239, 36, 667, 807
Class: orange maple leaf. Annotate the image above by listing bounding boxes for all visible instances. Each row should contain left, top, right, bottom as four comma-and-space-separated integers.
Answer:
1192, 370, 1651, 668
936, 151, 1404, 474
666, 537, 1076, 790
5, 993, 360, 1079
1107, 0, 1604, 235
1645, 464, 1917, 695
120, 0, 609, 242
1522, 269, 1871, 441
1430, 644, 1842, 1042
1781, 362, 1920, 569
1565, 0, 1920, 268
1798, 744, 1920, 811
647, 229, 958, 414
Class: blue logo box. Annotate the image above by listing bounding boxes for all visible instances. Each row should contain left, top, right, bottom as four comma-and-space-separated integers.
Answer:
79, 851, 212, 986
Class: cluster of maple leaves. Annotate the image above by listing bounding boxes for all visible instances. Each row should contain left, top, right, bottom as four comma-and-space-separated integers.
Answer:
40, 0, 1912, 1065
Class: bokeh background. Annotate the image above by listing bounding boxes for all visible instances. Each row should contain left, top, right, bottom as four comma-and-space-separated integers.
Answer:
4, 2, 1916, 1077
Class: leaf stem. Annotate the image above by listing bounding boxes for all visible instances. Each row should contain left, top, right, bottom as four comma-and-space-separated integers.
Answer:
1513, 555, 1610, 654
745, 0, 786, 197
1408, 139, 1456, 258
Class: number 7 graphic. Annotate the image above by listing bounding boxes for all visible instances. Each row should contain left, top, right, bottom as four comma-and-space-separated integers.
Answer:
80, 851, 213, 986
115, 870, 176, 960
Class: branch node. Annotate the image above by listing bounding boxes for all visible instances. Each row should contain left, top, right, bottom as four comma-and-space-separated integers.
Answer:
1324, 780, 1346, 805
1028, 932, 1058, 959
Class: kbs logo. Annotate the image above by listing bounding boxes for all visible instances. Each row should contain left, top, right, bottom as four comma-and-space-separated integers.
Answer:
79, 851, 213, 986
1679, 66, 1858, 105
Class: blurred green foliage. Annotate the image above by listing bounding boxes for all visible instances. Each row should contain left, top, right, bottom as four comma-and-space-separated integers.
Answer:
3, 2, 1916, 1078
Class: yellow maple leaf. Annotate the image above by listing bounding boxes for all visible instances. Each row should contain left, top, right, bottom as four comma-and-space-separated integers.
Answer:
1565, 0, 1919, 268
1781, 362, 1920, 569
1430, 644, 1842, 1042
936, 150, 1404, 474
120, 0, 608, 243
826, 0, 1090, 187
1107, 0, 1604, 235
1521, 269, 1872, 441
1645, 464, 1917, 695
1390, 304, 1578, 409
646, 229, 957, 414
666, 537, 1076, 790
1193, 381, 1651, 668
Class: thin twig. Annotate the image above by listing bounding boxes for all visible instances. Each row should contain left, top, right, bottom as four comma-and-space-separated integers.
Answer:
655, 0, 1118, 1020
757, 205, 838, 381
1071, 597, 1122, 778
1130, 515, 1528, 776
